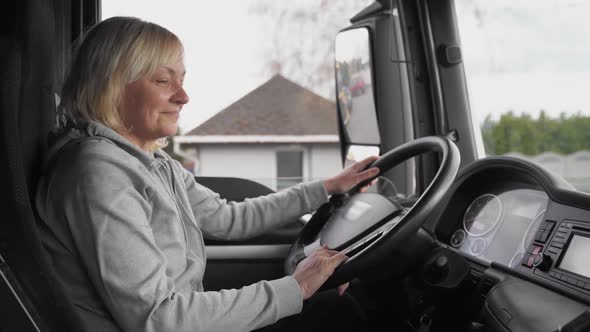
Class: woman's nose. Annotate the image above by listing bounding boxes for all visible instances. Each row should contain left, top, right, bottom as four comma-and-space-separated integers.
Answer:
172, 85, 189, 105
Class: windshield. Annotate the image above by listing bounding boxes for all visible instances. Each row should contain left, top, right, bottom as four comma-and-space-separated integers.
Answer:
102, 0, 372, 191
456, 0, 590, 192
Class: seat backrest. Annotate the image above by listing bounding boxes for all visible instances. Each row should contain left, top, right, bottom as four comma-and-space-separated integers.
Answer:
0, 0, 87, 330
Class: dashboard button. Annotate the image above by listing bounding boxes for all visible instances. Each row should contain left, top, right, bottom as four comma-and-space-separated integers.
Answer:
545, 221, 555, 233
526, 244, 535, 254
539, 231, 550, 243
535, 229, 544, 241
521, 254, 532, 267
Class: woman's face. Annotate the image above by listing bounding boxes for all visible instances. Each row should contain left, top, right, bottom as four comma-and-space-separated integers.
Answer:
119, 57, 189, 151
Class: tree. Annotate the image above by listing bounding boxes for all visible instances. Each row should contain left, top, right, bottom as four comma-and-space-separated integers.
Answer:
249, 0, 372, 100
482, 111, 590, 156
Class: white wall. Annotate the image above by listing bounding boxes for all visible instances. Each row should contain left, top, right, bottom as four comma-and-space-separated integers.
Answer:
309, 144, 343, 179
193, 143, 341, 190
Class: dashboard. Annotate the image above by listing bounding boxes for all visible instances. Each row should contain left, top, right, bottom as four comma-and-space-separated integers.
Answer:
431, 156, 590, 305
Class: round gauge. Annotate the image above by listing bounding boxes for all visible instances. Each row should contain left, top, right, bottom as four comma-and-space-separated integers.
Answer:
463, 194, 502, 237
521, 209, 547, 252
471, 238, 487, 256
450, 229, 466, 247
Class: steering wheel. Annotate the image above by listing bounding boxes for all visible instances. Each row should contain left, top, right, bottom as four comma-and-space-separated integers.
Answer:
285, 136, 461, 287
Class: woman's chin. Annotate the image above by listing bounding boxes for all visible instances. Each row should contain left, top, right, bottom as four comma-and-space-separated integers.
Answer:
161, 124, 178, 137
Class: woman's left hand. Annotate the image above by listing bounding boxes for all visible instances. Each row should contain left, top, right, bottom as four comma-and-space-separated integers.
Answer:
323, 156, 380, 195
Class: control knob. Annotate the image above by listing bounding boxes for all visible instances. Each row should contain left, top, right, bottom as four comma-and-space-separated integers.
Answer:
424, 254, 449, 284
532, 253, 553, 272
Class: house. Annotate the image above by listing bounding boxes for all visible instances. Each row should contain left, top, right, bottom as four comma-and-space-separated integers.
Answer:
175, 75, 342, 190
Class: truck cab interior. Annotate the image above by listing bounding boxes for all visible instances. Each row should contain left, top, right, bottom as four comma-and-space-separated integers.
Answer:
1, 0, 590, 331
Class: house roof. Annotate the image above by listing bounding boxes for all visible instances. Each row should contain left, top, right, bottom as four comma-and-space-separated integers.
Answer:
184, 74, 338, 136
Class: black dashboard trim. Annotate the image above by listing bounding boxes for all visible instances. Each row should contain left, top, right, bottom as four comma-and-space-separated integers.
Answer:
448, 156, 590, 212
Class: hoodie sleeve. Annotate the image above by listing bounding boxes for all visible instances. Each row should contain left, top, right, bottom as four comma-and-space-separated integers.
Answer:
179, 166, 330, 240
48, 150, 304, 332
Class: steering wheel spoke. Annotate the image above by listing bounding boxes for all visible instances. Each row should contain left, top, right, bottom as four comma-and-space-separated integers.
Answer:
340, 214, 402, 259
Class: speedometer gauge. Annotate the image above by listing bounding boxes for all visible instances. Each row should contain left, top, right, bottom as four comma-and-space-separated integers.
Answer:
463, 194, 502, 237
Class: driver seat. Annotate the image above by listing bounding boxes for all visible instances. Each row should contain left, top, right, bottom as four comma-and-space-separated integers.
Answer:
0, 0, 92, 330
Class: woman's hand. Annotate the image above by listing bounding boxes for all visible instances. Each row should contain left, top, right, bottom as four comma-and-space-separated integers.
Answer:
323, 156, 380, 195
292, 246, 349, 300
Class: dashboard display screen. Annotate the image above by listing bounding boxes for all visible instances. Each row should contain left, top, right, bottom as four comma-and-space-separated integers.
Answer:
559, 235, 590, 278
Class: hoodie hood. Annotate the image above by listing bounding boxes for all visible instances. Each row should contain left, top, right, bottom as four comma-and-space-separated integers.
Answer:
44, 121, 167, 171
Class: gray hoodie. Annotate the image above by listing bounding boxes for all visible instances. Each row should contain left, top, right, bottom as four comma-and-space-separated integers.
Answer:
35, 121, 329, 332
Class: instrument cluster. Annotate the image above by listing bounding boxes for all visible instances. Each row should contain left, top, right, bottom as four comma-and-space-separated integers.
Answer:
449, 189, 549, 268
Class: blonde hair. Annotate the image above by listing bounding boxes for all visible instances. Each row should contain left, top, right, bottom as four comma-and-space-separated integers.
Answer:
61, 17, 182, 149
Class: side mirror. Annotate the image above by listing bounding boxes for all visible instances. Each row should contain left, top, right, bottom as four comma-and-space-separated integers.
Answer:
335, 27, 381, 164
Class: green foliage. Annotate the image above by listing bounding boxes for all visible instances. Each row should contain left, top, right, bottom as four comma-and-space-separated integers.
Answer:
481, 111, 590, 156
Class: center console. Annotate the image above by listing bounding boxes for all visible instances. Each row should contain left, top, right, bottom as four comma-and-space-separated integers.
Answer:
519, 218, 590, 295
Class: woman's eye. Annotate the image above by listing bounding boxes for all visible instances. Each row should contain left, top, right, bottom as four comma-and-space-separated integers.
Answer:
156, 79, 169, 85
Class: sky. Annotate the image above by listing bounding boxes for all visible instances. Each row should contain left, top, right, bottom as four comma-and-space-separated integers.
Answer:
102, 0, 590, 134
456, 0, 590, 124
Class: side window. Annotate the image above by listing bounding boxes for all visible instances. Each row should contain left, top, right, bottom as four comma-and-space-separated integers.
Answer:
456, 1, 590, 193
276, 150, 304, 190
102, 1, 372, 191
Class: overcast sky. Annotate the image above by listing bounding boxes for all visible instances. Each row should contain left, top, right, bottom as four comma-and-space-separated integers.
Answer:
103, 0, 590, 133
456, 0, 590, 125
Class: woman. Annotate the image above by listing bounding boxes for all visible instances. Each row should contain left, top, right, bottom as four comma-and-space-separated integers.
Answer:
35, 16, 379, 332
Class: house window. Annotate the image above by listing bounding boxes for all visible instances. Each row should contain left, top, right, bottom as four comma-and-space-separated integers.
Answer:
276, 150, 303, 190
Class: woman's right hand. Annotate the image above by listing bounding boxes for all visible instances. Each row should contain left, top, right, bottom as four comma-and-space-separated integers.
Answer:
292, 246, 349, 300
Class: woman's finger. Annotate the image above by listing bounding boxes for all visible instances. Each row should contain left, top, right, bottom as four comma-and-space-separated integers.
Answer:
359, 167, 379, 179
337, 282, 350, 296
353, 155, 379, 170
328, 252, 348, 268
